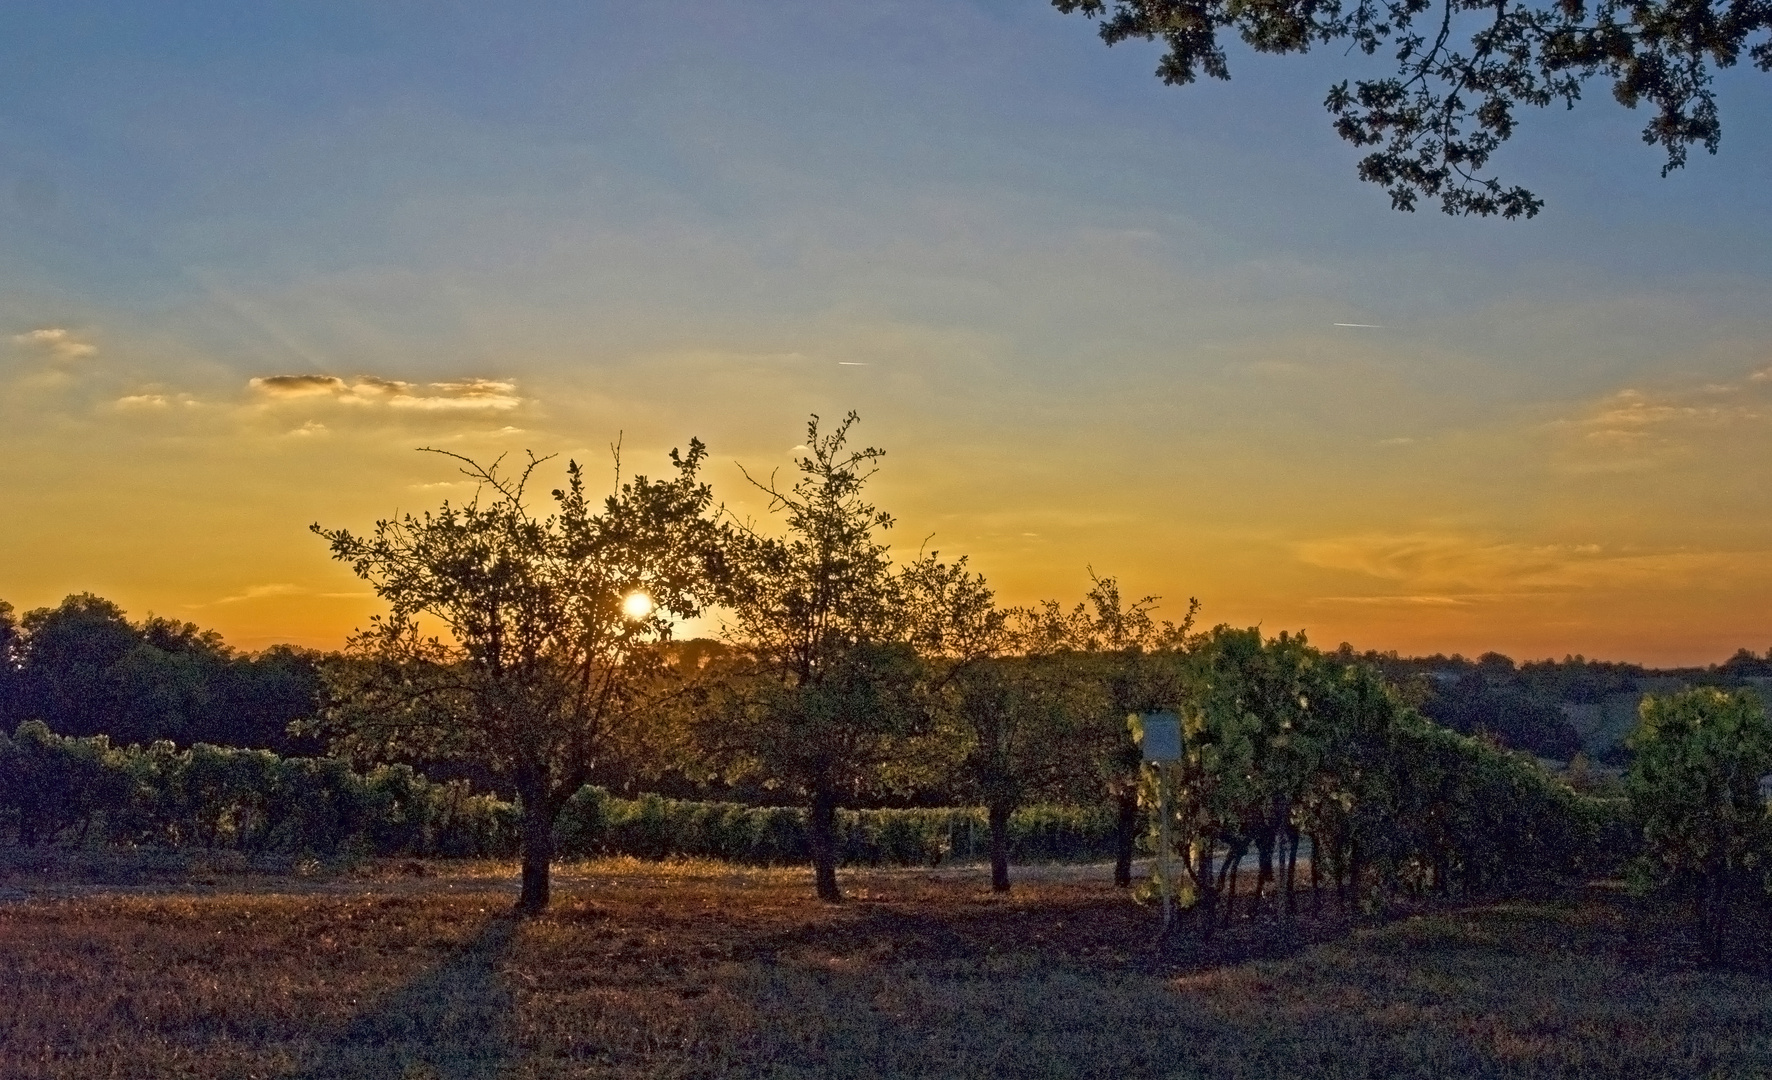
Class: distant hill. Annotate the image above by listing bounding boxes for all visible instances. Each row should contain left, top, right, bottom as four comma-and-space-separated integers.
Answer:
1330, 646, 1772, 764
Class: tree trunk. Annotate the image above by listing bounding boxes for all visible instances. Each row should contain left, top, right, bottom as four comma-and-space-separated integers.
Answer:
1225, 850, 1240, 927
810, 787, 841, 902
1113, 787, 1139, 888
1347, 839, 1363, 916
512, 759, 555, 916
1254, 831, 1275, 921
1221, 840, 1250, 929
1309, 833, 1322, 914
988, 798, 1012, 894
1217, 840, 1243, 891
1282, 827, 1298, 918
1701, 871, 1729, 966
517, 794, 554, 915
1195, 841, 1218, 940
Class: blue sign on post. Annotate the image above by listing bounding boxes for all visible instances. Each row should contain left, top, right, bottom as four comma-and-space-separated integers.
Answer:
1139, 710, 1182, 762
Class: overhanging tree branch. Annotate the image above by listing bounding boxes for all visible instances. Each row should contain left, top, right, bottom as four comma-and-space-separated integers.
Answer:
1056, 0, 1770, 216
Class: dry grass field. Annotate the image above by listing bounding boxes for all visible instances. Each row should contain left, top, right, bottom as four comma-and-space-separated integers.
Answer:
2, 855, 1770, 1079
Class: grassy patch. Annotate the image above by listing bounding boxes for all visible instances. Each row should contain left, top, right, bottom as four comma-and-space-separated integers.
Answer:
1, 861, 1768, 1078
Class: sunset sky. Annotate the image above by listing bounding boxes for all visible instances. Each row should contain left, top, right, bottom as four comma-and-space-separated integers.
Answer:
3, 2, 1769, 665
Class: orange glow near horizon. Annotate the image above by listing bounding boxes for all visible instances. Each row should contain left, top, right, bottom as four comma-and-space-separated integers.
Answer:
4, 363, 1768, 670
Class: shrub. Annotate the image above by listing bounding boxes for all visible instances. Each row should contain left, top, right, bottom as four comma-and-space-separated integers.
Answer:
1625, 687, 1772, 961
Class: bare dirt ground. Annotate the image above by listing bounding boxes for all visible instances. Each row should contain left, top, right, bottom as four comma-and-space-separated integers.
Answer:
0, 848, 1138, 896
3, 853, 1770, 1079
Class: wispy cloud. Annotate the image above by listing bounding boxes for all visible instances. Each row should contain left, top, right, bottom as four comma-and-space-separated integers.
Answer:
1296, 530, 1766, 598
215, 583, 306, 604
1574, 388, 1758, 447
13, 327, 97, 361
114, 391, 199, 409
1560, 363, 1770, 440
251, 374, 347, 397
1296, 532, 1587, 591
1310, 594, 1473, 607
249, 374, 522, 410
1544, 362, 1772, 472
211, 583, 370, 605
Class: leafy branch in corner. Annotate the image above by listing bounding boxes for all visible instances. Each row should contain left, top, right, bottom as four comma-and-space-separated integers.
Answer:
1056, 0, 1771, 216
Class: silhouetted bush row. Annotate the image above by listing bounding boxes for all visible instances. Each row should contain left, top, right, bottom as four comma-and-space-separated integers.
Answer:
1310, 709, 1632, 901
558, 787, 1116, 866
0, 721, 517, 857
0, 721, 1116, 865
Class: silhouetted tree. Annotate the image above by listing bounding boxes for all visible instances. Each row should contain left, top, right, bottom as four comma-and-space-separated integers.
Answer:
0, 600, 21, 728
1056, 0, 1772, 217
2, 595, 322, 753
217, 645, 327, 754
312, 441, 727, 914
707, 413, 948, 902
1718, 647, 1772, 680
905, 558, 1104, 893
14, 594, 142, 739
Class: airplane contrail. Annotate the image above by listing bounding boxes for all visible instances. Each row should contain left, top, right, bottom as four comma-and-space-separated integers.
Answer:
1333, 323, 1386, 328
837, 362, 868, 366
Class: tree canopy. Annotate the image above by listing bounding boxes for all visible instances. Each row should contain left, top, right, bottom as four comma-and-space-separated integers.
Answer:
705, 413, 951, 902
311, 442, 728, 912
0, 593, 324, 754
1055, 0, 1772, 216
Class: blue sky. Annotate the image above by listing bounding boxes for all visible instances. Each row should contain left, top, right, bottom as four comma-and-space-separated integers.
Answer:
3, 1, 1770, 662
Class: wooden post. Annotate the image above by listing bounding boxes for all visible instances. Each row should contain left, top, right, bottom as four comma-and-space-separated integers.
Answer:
1158, 762, 1174, 935
1135, 710, 1183, 941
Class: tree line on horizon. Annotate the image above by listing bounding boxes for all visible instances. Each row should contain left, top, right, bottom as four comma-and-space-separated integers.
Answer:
0, 595, 325, 755
5, 593, 1768, 772
4, 412, 1771, 950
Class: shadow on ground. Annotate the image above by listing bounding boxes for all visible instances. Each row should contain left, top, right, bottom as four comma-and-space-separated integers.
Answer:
515, 883, 1772, 1079
285, 914, 519, 1080
706, 888, 1343, 975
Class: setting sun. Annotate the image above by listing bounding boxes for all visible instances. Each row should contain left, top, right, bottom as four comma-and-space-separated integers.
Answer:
621, 592, 655, 620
